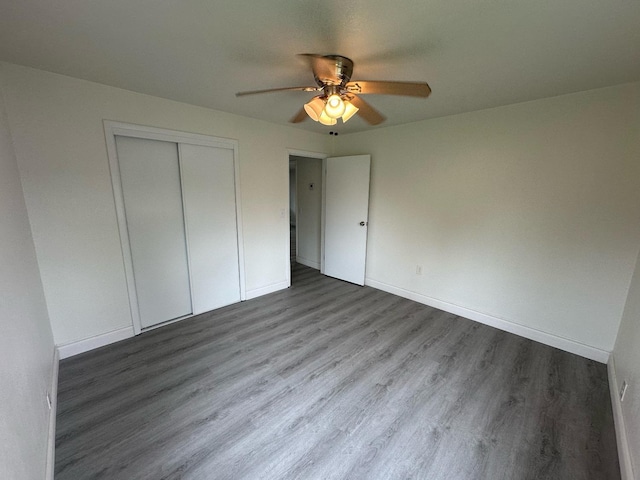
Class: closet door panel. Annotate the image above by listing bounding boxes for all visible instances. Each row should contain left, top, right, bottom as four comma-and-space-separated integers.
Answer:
180, 144, 241, 314
115, 136, 192, 327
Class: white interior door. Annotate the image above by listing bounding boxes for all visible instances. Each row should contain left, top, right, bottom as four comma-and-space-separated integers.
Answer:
323, 155, 371, 285
180, 144, 241, 314
115, 136, 193, 328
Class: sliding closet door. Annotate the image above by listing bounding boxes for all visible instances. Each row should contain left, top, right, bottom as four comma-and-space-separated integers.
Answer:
180, 144, 241, 314
115, 136, 192, 328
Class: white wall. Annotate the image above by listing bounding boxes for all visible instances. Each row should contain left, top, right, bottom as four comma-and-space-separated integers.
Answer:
336, 83, 640, 355
2, 60, 638, 358
0, 79, 55, 479
612, 248, 640, 478
0, 62, 329, 347
294, 156, 323, 269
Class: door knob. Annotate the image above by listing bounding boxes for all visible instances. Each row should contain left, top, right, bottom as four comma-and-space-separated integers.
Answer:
359, 221, 367, 226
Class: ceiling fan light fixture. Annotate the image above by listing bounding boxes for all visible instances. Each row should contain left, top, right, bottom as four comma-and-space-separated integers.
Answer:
341, 101, 359, 123
236, 54, 430, 127
324, 94, 346, 119
304, 96, 325, 121
318, 110, 337, 125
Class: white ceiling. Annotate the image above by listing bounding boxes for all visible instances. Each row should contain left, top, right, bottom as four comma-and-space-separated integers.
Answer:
1, 0, 639, 134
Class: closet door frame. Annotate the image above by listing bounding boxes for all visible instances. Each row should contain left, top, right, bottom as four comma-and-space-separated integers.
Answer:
104, 120, 246, 334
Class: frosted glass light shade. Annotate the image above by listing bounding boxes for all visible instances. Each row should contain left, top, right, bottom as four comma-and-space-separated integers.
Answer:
324, 94, 346, 119
341, 101, 359, 123
318, 110, 337, 125
304, 96, 325, 122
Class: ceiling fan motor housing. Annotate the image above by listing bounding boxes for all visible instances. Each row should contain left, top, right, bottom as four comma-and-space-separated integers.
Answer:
314, 55, 354, 87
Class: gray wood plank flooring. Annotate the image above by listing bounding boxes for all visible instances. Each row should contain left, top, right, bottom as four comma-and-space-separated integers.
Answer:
55, 264, 620, 479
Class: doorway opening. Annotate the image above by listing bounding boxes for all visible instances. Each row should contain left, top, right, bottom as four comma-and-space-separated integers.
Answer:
289, 155, 323, 281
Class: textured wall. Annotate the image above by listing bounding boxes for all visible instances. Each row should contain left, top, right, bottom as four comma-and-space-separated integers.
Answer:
336, 83, 640, 353
0, 62, 329, 346
613, 249, 640, 478
0, 77, 55, 480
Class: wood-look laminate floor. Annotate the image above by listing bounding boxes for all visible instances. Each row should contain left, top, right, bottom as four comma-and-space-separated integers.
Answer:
55, 265, 620, 480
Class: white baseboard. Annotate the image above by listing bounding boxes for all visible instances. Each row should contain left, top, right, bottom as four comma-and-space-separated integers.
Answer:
296, 256, 320, 270
57, 326, 135, 359
45, 348, 59, 480
365, 278, 610, 363
245, 281, 289, 300
608, 355, 635, 480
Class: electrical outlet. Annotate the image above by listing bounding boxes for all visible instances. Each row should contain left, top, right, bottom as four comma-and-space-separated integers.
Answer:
620, 381, 628, 402
416, 265, 423, 275
46, 392, 52, 410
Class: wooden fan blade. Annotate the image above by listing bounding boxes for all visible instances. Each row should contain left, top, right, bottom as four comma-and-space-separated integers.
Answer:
345, 80, 431, 97
348, 94, 385, 125
236, 86, 319, 97
290, 107, 308, 123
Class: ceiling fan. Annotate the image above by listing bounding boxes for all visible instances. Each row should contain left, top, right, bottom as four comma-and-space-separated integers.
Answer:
236, 54, 431, 126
